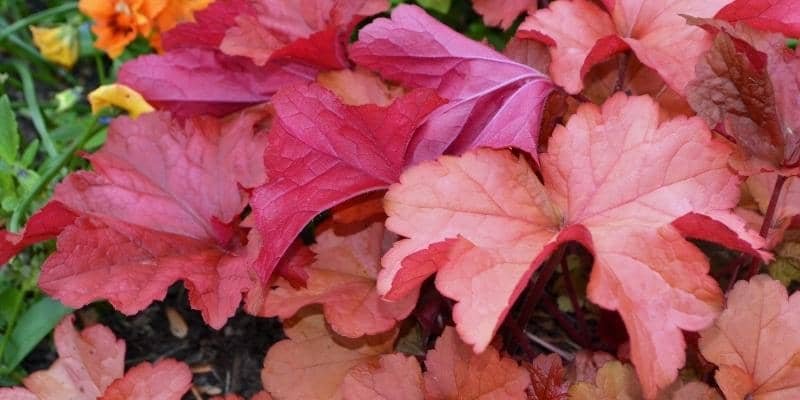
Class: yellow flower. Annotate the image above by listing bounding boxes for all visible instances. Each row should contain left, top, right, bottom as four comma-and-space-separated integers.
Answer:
30, 25, 79, 68
88, 84, 155, 118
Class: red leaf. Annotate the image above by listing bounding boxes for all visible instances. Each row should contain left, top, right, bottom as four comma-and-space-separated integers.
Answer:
700, 275, 800, 399
0, 202, 76, 266
119, 48, 316, 117
350, 5, 554, 162
220, 0, 389, 68
250, 83, 444, 281
528, 354, 569, 400
423, 327, 530, 399
378, 94, 765, 398
472, 0, 536, 29
100, 359, 192, 400
250, 223, 417, 337
520, 0, 729, 95
162, 0, 255, 51
38, 108, 270, 328
716, 0, 800, 38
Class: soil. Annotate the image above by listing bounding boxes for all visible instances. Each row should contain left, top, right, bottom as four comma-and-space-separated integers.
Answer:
22, 285, 285, 399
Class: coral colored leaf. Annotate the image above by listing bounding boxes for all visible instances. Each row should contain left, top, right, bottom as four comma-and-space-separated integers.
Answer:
379, 94, 765, 398
700, 275, 800, 400
528, 354, 569, 400
220, 0, 389, 68
250, 84, 444, 281
716, 0, 800, 38
0, 315, 126, 399
317, 68, 403, 107
423, 327, 530, 399
1, 202, 76, 266
472, 0, 535, 29
342, 354, 424, 400
520, 0, 729, 95
568, 361, 642, 400
119, 48, 316, 117
251, 223, 417, 337
261, 311, 397, 400
686, 23, 800, 172
38, 108, 270, 329
350, 5, 554, 162
100, 359, 192, 400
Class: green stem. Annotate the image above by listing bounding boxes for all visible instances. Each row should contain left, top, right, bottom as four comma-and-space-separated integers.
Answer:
8, 116, 99, 233
13, 61, 58, 158
0, 2, 78, 42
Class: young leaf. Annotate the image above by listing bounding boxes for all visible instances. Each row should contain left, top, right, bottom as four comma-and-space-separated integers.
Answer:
249, 223, 417, 338
350, 5, 555, 163
716, 0, 800, 38
519, 0, 729, 95
36, 107, 271, 328
261, 311, 397, 400
528, 354, 569, 400
0, 95, 19, 165
378, 94, 765, 398
700, 275, 800, 400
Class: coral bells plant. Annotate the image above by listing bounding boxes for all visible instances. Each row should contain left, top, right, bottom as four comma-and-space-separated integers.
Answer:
4, 0, 800, 398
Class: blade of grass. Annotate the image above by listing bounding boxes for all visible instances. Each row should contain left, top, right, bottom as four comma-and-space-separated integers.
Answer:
8, 115, 99, 232
12, 61, 57, 157
0, 2, 78, 42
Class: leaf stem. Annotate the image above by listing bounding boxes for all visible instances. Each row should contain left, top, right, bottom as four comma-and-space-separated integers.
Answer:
517, 245, 566, 331
560, 254, 590, 347
12, 61, 57, 158
541, 296, 587, 349
614, 53, 629, 93
8, 115, 99, 232
0, 2, 78, 42
746, 174, 787, 279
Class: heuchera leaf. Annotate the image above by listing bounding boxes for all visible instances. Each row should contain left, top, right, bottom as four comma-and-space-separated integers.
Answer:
118, 49, 316, 117
471, 0, 535, 29
350, 5, 554, 163
519, 0, 729, 95
0, 316, 192, 400
700, 275, 800, 400
423, 326, 530, 399
378, 94, 765, 398
568, 361, 642, 400
37, 108, 270, 329
250, 83, 444, 281
341, 354, 424, 400
716, 0, 800, 38
685, 22, 800, 173
528, 354, 569, 400
100, 359, 192, 400
1, 202, 76, 266
261, 311, 397, 400
249, 223, 417, 338
220, 0, 389, 68
162, 0, 255, 51
743, 173, 800, 246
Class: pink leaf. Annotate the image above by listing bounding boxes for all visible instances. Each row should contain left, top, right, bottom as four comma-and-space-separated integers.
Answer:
379, 94, 764, 398
716, 0, 800, 38
250, 83, 444, 281
350, 5, 554, 162
38, 108, 270, 328
100, 359, 192, 400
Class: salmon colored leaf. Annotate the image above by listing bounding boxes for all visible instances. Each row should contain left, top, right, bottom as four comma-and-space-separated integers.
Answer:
317, 68, 404, 107
250, 83, 444, 281
423, 326, 530, 399
261, 311, 397, 400
350, 5, 554, 162
716, 0, 800, 38
38, 108, 270, 329
118, 48, 316, 117
568, 361, 642, 400
685, 22, 800, 173
220, 0, 389, 68
0, 202, 76, 266
379, 94, 765, 398
699, 275, 800, 400
342, 354, 424, 400
100, 359, 192, 400
528, 354, 569, 400
472, 0, 535, 29
250, 223, 417, 337
519, 0, 729, 95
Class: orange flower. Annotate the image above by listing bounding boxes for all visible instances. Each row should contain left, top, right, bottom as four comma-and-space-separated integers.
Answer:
79, 0, 164, 58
